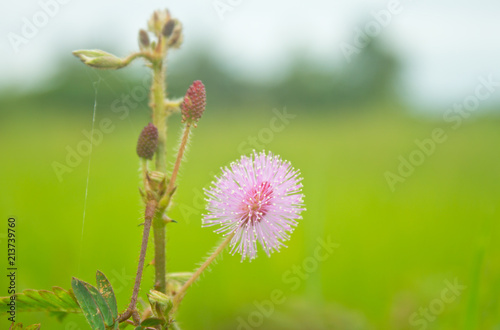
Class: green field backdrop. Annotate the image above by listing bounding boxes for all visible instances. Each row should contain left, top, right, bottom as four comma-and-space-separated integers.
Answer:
1, 97, 499, 329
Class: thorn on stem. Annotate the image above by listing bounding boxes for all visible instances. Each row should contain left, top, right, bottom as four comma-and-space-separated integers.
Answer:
162, 214, 177, 224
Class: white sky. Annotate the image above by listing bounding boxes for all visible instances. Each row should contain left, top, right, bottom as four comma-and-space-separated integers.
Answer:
1, 0, 500, 109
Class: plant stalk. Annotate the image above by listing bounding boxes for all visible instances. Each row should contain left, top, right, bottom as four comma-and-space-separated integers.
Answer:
152, 60, 168, 172
118, 200, 156, 324
150, 57, 169, 293
152, 125, 192, 294
159, 124, 191, 211
153, 214, 167, 292
171, 232, 235, 314
166, 123, 191, 195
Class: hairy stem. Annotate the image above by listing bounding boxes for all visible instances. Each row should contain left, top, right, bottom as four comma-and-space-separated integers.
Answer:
171, 232, 235, 314
152, 60, 168, 172
141, 159, 149, 192
122, 51, 156, 67
118, 200, 156, 324
160, 124, 191, 209
150, 56, 169, 293
153, 214, 167, 292
168, 123, 191, 194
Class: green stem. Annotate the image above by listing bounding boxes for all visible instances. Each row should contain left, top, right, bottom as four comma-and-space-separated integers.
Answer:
153, 214, 167, 293
152, 60, 168, 172
150, 55, 169, 293
171, 232, 235, 314
122, 52, 156, 67
152, 125, 192, 298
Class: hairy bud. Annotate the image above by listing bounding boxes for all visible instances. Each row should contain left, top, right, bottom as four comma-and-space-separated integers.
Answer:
148, 290, 173, 315
148, 9, 171, 34
137, 123, 159, 160
138, 29, 150, 49
181, 81, 206, 126
167, 19, 183, 49
162, 20, 175, 38
72, 49, 125, 70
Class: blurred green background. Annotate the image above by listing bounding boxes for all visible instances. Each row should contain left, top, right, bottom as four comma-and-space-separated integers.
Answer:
1, 1, 500, 329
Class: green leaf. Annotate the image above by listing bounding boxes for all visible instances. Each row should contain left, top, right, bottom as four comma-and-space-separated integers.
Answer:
141, 317, 164, 326
0, 287, 80, 314
25, 325, 41, 330
96, 270, 118, 320
23, 290, 58, 309
71, 277, 106, 330
84, 282, 114, 327
39, 289, 67, 308
119, 322, 130, 329
53, 286, 79, 306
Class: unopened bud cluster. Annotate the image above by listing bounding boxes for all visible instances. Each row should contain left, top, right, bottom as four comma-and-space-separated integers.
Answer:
137, 123, 159, 160
181, 81, 206, 126
143, 9, 183, 50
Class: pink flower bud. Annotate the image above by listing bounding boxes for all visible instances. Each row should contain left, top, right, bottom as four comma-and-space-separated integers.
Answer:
136, 123, 158, 160
181, 80, 206, 126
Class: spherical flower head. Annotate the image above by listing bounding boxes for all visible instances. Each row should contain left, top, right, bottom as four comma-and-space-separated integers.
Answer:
181, 80, 206, 126
136, 123, 158, 160
203, 151, 305, 261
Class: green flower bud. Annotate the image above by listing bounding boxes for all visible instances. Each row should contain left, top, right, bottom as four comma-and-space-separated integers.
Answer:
72, 49, 125, 70
148, 289, 173, 315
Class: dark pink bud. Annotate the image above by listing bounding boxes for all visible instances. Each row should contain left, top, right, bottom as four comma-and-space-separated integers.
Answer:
138, 29, 150, 49
181, 80, 206, 125
136, 123, 158, 160
162, 20, 175, 37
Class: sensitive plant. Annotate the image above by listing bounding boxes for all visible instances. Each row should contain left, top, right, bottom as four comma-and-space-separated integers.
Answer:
1, 9, 305, 330
203, 151, 305, 261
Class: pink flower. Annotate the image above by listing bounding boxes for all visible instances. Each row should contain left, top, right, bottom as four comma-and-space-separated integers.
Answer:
203, 151, 305, 261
